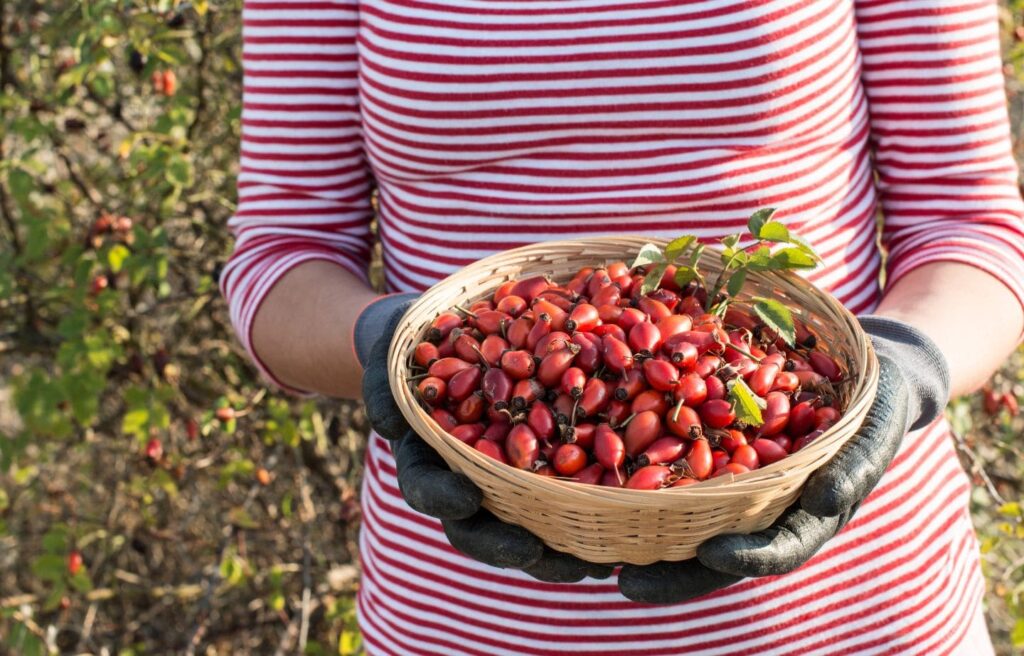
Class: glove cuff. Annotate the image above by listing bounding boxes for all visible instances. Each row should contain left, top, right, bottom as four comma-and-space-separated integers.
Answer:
857, 315, 950, 432
353, 293, 419, 369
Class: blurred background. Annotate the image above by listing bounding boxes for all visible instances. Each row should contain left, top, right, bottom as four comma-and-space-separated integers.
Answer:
0, 0, 1022, 653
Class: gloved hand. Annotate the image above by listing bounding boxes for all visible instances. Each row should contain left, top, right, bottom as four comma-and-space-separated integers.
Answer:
617, 316, 951, 604
357, 295, 614, 582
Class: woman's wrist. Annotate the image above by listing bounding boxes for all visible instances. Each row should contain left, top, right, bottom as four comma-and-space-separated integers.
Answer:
353, 293, 420, 369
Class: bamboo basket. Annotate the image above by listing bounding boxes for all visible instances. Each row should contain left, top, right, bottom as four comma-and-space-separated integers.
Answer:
387, 237, 879, 565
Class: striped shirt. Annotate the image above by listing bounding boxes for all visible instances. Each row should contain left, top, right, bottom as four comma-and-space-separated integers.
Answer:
220, 0, 1024, 653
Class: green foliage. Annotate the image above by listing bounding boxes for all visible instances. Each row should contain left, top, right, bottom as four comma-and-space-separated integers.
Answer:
0, 0, 365, 651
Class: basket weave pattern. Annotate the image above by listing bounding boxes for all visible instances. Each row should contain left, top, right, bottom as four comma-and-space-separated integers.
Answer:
388, 237, 879, 565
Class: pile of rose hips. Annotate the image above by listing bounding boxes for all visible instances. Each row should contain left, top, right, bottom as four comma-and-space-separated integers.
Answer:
409, 262, 845, 490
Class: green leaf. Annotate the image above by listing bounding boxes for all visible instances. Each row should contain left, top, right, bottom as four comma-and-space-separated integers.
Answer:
753, 298, 797, 347
70, 570, 94, 593
31, 554, 66, 582
107, 244, 130, 273
122, 408, 149, 438
42, 527, 68, 553
665, 235, 696, 261
674, 266, 697, 288
639, 262, 668, 296
165, 154, 194, 189
728, 379, 765, 426
726, 270, 747, 297
630, 244, 665, 269
758, 221, 790, 243
1012, 619, 1024, 647
788, 234, 821, 261
721, 234, 740, 251
747, 208, 777, 238
770, 247, 818, 270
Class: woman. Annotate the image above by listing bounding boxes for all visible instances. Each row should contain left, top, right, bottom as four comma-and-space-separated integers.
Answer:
221, 0, 1024, 653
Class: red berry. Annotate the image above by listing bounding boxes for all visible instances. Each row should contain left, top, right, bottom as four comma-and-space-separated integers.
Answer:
674, 373, 708, 406
506, 424, 541, 469
758, 391, 791, 437
642, 359, 679, 392
626, 465, 674, 490
983, 389, 1002, 415
475, 438, 507, 464
666, 403, 702, 439
752, 438, 789, 465
428, 357, 475, 381
699, 399, 735, 429
509, 275, 551, 304
730, 444, 760, 470
414, 342, 440, 368
482, 367, 513, 406
1003, 392, 1020, 417
628, 321, 662, 354
594, 424, 626, 469
553, 444, 588, 476
526, 402, 556, 441
624, 410, 662, 457
602, 336, 633, 374
447, 366, 482, 402
67, 551, 84, 576
713, 463, 750, 477
638, 436, 687, 467
686, 439, 713, 480
561, 367, 587, 399
215, 406, 235, 422
572, 462, 604, 485
809, 351, 843, 382
500, 350, 537, 380
577, 377, 611, 418
145, 437, 163, 461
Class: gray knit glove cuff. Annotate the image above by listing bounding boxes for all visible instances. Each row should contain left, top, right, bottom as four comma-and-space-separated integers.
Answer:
858, 315, 951, 432
354, 293, 419, 369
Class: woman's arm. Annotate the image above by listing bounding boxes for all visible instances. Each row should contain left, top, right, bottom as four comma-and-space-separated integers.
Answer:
220, 0, 376, 397
874, 262, 1022, 397
250, 261, 377, 399
854, 0, 1024, 392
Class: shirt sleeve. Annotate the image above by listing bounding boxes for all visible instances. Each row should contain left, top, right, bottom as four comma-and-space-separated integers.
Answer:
219, 0, 374, 392
854, 0, 1024, 316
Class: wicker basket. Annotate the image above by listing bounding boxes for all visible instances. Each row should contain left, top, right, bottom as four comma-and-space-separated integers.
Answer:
387, 237, 879, 565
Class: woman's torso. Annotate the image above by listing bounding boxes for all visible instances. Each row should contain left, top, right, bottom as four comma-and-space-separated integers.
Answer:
348, 0, 981, 653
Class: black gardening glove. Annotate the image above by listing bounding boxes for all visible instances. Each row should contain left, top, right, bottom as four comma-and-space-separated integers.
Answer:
618, 316, 951, 604
357, 296, 614, 582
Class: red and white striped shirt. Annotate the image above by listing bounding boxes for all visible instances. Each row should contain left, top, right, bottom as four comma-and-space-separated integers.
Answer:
221, 0, 1024, 653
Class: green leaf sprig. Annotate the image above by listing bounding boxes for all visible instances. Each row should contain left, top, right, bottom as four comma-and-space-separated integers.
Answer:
629, 208, 823, 427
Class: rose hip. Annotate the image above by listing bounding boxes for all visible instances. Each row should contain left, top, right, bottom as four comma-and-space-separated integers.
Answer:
700, 399, 735, 429
626, 465, 674, 490
643, 359, 680, 392
414, 342, 440, 368
431, 408, 459, 432
674, 373, 708, 406
448, 366, 483, 402
629, 321, 662, 355
752, 438, 789, 465
475, 438, 508, 464
758, 391, 791, 437
561, 367, 587, 399
638, 436, 687, 467
427, 312, 463, 343
553, 444, 588, 476
572, 462, 605, 485
594, 424, 626, 469
632, 389, 670, 416
428, 357, 474, 381
511, 378, 544, 410
686, 439, 713, 480
667, 403, 702, 439
506, 424, 541, 470
624, 410, 662, 456
510, 275, 550, 304
450, 423, 486, 445
730, 444, 760, 470
602, 336, 634, 374
501, 350, 537, 380
418, 376, 447, 405
578, 378, 612, 418
527, 402, 556, 441
454, 392, 485, 423
713, 463, 750, 477
537, 348, 576, 387
614, 368, 647, 402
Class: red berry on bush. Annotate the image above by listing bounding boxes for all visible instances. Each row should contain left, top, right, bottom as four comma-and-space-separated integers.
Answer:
67, 551, 84, 576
